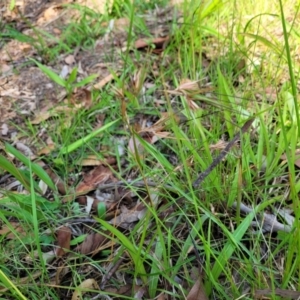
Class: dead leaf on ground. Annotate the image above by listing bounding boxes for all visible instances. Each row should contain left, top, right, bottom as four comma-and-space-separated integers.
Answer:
37, 5, 63, 24
134, 286, 147, 299
78, 0, 114, 14
55, 226, 71, 257
281, 149, 300, 168
77, 155, 116, 166
187, 267, 209, 300
46, 168, 69, 195
69, 88, 93, 110
255, 288, 300, 299
209, 140, 228, 151
65, 54, 76, 65
75, 232, 110, 255
75, 165, 117, 196
55, 264, 70, 285
94, 73, 116, 89
71, 278, 100, 300
134, 36, 169, 50
104, 284, 132, 297
128, 111, 173, 158
110, 203, 146, 228
176, 79, 200, 93
38, 137, 56, 155
0, 222, 29, 239
186, 277, 209, 300
1, 123, 9, 135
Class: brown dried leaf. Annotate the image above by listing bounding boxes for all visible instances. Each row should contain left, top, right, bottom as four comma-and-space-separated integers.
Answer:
79, 0, 113, 14
56, 226, 71, 257
128, 134, 146, 159
0, 123, 9, 135
0, 222, 29, 239
281, 149, 300, 168
135, 36, 169, 49
75, 232, 109, 255
37, 5, 63, 24
55, 264, 70, 285
65, 55, 76, 65
38, 137, 56, 155
186, 276, 208, 300
69, 89, 93, 110
110, 203, 146, 228
75, 165, 116, 196
255, 289, 300, 299
94, 73, 115, 89
177, 79, 200, 93
104, 284, 132, 296
71, 278, 100, 300
134, 286, 147, 299
46, 169, 69, 195
209, 140, 227, 151
77, 155, 116, 166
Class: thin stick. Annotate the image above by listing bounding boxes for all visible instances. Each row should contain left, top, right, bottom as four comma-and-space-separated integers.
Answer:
192, 118, 254, 188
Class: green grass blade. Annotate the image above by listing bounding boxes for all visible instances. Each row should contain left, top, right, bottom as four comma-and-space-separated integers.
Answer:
30, 59, 66, 87
0, 155, 31, 191
96, 218, 147, 284
74, 74, 98, 88
5, 143, 56, 191
279, 0, 300, 134
60, 119, 120, 154
206, 201, 272, 294
0, 269, 27, 300
29, 161, 46, 270
241, 33, 281, 54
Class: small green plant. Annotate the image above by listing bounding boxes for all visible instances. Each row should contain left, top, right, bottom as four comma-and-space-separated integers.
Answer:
31, 59, 98, 100
0, 143, 56, 193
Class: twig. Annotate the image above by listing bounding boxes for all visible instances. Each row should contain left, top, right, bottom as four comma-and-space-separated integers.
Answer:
192, 118, 254, 188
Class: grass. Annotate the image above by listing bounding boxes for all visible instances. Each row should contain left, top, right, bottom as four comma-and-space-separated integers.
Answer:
0, 0, 300, 299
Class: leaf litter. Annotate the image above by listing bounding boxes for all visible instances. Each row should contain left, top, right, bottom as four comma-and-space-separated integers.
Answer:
0, 0, 299, 299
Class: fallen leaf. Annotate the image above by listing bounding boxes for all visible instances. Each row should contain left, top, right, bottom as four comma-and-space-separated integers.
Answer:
38, 137, 56, 155
110, 203, 146, 228
176, 79, 200, 93
1, 123, 9, 135
55, 264, 70, 285
75, 232, 109, 255
94, 73, 115, 89
281, 149, 300, 168
71, 278, 100, 300
75, 165, 116, 196
70, 88, 93, 109
80, 0, 113, 14
0, 222, 28, 239
134, 36, 169, 50
56, 226, 71, 257
0, 63, 12, 74
255, 289, 300, 299
77, 155, 116, 166
134, 286, 147, 299
65, 55, 76, 65
103, 284, 132, 296
186, 277, 209, 300
156, 293, 168, 300
113, 17, 130, 32
46, 169, 69, 195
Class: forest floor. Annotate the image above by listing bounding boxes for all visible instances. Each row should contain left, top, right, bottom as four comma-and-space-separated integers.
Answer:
0, 0, 300, 299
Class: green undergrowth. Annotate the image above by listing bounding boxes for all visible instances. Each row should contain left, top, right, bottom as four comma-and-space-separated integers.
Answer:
0, 0, 300, 299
